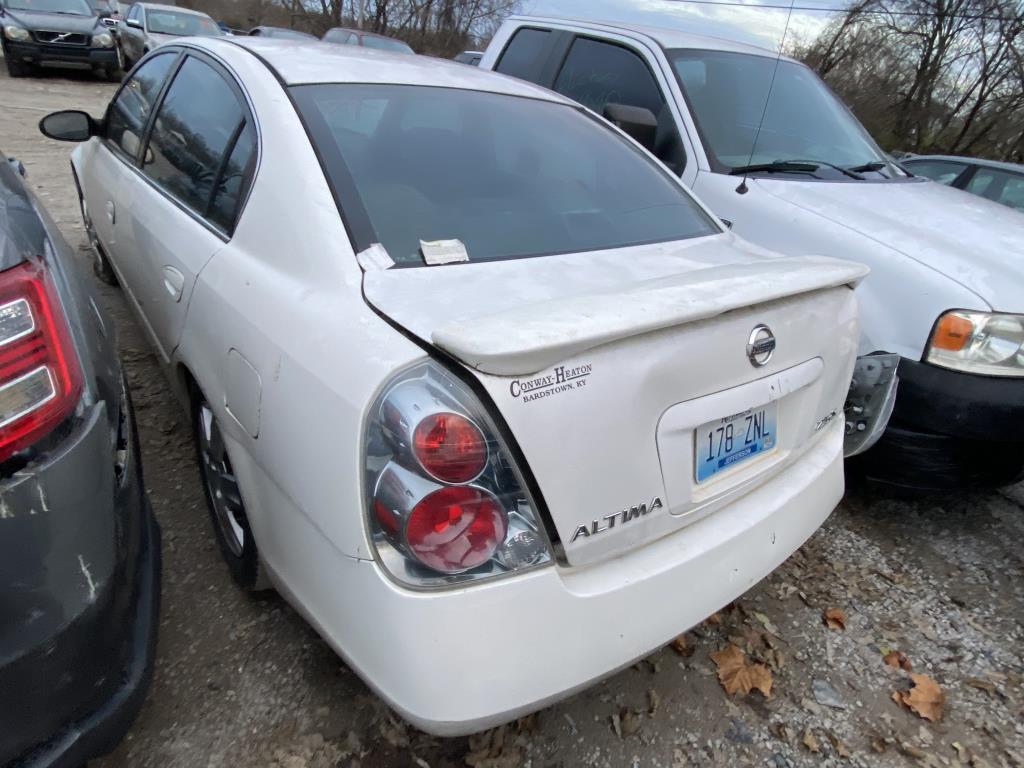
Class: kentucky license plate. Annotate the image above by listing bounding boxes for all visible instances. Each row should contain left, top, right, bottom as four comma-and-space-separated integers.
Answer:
695, 403, 777, 483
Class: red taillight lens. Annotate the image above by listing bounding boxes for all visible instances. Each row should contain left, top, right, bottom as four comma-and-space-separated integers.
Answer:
412, 412, 487, 483
0, 261, 82, 463
405, 485, 506, 573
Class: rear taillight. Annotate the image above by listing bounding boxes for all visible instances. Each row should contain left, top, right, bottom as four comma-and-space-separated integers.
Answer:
412, 411, 487, 483
365, 361, 551, 586
0, 261, 82, 463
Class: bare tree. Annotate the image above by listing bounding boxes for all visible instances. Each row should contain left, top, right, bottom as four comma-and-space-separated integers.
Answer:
796, 0, 1024, 161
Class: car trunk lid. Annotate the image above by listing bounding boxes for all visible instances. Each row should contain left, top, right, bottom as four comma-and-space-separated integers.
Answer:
363, 235, 866, 566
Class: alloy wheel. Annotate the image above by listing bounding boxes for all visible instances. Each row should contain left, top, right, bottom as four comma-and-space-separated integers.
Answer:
197, 403, 246, 557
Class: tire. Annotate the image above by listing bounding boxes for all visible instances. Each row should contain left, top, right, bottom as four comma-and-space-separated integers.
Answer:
82, 207, 118, 286
192, 391, 269, 592
5, 55, 33, 78
104, 44, 125, 81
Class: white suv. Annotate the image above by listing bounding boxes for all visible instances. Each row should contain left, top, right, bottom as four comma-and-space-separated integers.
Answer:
482, 17, 1024, 491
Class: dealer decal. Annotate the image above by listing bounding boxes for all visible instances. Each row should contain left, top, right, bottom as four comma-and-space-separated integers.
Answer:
509, 363, 592, 404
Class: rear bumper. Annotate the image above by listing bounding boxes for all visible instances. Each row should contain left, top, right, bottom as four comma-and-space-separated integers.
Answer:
856, 359, 1024, 490
14, 506, 160, 768
3, 39, 118, 67
0, 402, 160, 767
294, 422, 843, 736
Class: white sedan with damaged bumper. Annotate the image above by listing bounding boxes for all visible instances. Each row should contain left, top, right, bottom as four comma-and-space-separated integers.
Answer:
43, 38, 866, 734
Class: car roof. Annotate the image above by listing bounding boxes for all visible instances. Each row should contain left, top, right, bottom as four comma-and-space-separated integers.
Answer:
139, 3, 205, 14
507, 14, 791, 61
904, 154, 1024, 174
213, 37, 571, 102
326, 26, 403, 41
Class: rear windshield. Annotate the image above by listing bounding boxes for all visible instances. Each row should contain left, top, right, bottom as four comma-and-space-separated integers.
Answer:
361, 35, 413, 53
292, 84, 718, 265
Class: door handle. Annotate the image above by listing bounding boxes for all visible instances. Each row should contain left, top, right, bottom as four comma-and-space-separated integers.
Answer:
162, 266, 185, 302
105, 200, 115, 225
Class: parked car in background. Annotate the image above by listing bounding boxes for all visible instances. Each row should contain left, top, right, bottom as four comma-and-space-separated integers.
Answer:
45, 37, 865, 734
322, 26, 412, 53
482, 16, 1024, 491
0, 148, 158, 766
0, 0, 121, 78
453, 49, 482, 65
902, 155, 1024, 212
88, 0, 120, 26
249, 24, 316, 40
118, 2, 220, 68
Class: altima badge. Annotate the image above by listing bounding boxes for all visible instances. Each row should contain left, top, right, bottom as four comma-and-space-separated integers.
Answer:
570, 497, 664, 543
747, 325, 776, 367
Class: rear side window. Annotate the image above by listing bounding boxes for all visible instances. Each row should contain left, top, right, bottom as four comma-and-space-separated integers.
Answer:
965, 168, 1024, 210
554, 38, 686, 174
292, 84, 717, 266
208, 122, 257, 230
494, 27, 551, 82
324, 29, 353, 44
105, 51, 176, 159
905, 159, 968, 185
142, 56, 255, 232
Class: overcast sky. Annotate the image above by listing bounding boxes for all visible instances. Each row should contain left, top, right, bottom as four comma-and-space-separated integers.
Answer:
519, 0, 853, 51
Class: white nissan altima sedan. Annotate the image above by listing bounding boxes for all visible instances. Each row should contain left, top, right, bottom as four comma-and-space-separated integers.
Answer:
41, 38, 866, 734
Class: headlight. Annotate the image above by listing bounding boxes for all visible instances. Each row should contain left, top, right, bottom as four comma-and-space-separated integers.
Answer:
3, 25, 31, 42
926, 310, 1024, 376
91, 32, 114, 47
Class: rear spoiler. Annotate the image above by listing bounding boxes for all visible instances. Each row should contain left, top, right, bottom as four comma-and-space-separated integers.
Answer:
433, 256, 868, 376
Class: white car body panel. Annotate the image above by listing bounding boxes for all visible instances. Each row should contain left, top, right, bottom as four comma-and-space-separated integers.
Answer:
70, 37, 862, 734
480, 16, 1024, 364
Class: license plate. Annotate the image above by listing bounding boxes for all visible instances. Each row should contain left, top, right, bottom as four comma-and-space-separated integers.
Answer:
695, 403, 777, 483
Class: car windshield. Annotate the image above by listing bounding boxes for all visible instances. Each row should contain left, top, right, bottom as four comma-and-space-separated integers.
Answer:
293, 84, 718, 265
668, 49, 901, 178
360, 35, 413, 53
4, 0, 91, 14
146, 10, 221, 36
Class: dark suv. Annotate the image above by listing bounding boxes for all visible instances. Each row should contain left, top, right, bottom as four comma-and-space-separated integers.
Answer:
0, 0, 122, 79
0, 148, 159, 767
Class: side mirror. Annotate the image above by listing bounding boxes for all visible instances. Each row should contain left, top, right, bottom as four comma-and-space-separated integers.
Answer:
126, 17, 142, 28
39, 110, 97, 142
603, 103, 657, 153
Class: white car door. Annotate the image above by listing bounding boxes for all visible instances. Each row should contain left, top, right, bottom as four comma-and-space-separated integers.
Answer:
81, 49, 179, 341
112, 50, 257, 362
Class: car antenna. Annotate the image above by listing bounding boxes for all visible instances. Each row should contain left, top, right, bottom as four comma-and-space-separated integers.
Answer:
736, 0, 796, 195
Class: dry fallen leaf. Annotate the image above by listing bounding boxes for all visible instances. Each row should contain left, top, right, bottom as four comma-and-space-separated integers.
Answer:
952, 741, 967, 763
647, 688, 660, 716
823, 607, 846, 630
710, 644, 773, 698
830, 733, 852, 759
871, 736, 890, 753
620, 708, 640, 737
894, 674, 945, 722
964, 677, 996, 695
802, 728, 820, 753
884, 650, 912, 671
670, 634, 694, 657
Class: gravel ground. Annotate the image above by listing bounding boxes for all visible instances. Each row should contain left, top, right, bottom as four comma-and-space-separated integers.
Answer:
2, 65, 1022, 768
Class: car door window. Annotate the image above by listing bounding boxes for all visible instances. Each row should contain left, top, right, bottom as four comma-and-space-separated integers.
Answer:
142, 55, 253, 230
494, 27, 551, 82
208, 121, 256, 231
553, 37, 687, 174
105, 51, 177, 160
905, 159, 968, 185
127, 4, 139, 21
965, 168, 1024, 210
